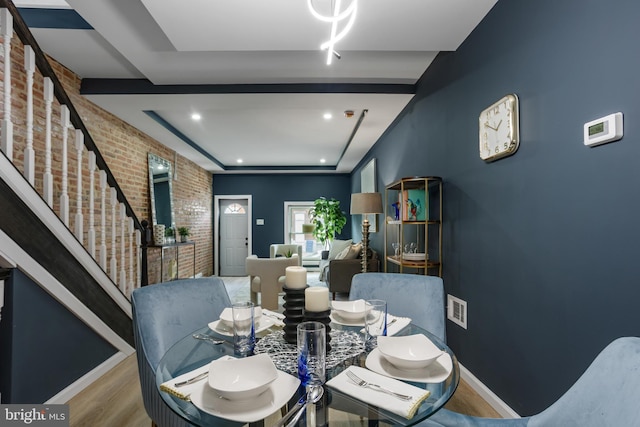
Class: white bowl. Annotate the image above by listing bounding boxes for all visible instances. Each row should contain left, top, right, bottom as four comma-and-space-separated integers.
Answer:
377, 334, 444, 370
402, 252, 427, 261
219, 306, 263, 327
331, 299, 366, 321
208, 353, 278, 400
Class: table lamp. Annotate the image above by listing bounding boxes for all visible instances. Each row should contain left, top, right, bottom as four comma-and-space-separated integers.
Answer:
350, 192, 383, 272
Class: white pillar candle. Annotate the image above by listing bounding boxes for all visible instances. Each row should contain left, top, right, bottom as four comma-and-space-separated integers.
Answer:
305, 287, 329, 312
285, 266, 307, 289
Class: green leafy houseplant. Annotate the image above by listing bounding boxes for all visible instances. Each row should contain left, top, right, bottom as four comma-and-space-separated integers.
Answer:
177, 226, 190, 242
309, 197, 347, 254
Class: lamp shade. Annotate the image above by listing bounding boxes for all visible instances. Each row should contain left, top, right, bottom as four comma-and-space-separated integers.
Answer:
350, 192, 383, 215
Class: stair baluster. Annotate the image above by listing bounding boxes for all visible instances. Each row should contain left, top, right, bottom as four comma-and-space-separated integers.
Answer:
1, 8, 13, 159
23, 45, 35, 184
110, 188, 117, 282
88, 151, 96, 257
43, 77, 54, 207
99, 170, 108, 270
60, 105, 70, 225
119, 203, 126, 293
74, 129, 84, 242
129, 218, 135, 296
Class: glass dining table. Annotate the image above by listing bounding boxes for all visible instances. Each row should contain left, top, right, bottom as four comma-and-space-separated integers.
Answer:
155, 318, 459, 426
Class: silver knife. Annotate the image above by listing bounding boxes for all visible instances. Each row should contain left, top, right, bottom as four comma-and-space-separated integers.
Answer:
174, 371, 208, 387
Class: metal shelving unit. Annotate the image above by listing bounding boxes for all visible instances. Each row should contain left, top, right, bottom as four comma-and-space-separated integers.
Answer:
384, 177, 442, 277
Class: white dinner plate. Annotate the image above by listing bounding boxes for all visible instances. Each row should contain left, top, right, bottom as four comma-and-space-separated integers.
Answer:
208, 317, 275, 336
218, 306, 263, 327
365, 348, 453, 383
190, 369, 300, 423
330, 312, 365, 327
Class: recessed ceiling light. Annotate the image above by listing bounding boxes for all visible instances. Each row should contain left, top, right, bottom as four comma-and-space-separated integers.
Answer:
237, 159, 243, 164
323, 113, 332, 120
191, 113, 201, 121
320, 158, 326, 164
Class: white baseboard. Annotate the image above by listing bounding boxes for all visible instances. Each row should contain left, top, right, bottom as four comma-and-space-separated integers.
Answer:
459, 362, 521, 419
45, 351, 128, 404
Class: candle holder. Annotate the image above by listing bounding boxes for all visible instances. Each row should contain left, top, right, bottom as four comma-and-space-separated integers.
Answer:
283, 285, 307, 344
304, 309, 332, 352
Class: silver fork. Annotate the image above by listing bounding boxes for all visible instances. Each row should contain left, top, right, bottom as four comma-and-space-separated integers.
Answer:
346, 370, 412, 401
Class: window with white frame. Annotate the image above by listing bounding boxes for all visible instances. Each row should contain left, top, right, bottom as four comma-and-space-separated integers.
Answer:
284, 202, 318, 254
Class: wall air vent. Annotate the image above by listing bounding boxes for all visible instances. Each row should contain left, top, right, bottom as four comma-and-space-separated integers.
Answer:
447, 294, 467, 329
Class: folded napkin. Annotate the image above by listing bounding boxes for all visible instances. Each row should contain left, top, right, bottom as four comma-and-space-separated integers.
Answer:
386, 315, 411, 336
261, 309, 285, 327
360, 314, 411, 336
327, 366, 430, 419
159, 364, 209, 401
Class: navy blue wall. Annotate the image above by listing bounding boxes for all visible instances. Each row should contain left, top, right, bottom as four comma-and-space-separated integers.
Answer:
212, 174, 352, 257
355, 0, 640, 415
0, 269, 117, 403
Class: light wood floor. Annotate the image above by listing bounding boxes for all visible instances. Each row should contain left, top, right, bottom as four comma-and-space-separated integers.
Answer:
67, 354, 151, 427
67, 354, 500, 426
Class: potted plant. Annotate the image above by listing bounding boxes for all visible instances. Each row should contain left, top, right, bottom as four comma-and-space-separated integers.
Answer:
164, 227, 175, 244
309, 197, 347, 259
178, 226, 190, 243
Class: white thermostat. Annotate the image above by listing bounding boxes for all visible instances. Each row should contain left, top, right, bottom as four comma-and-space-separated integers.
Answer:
584, 112, 623, 147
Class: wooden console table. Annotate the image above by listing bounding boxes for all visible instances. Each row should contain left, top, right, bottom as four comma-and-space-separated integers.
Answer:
148, 241, 196, 282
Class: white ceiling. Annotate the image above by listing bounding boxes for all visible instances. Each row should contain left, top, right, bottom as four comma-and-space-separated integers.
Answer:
17, 0, 497, 173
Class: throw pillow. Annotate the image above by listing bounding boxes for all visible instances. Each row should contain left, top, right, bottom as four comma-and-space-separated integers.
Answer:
328, 239, 353, 260
345, 243, 362, 259
335, 246, 351, 260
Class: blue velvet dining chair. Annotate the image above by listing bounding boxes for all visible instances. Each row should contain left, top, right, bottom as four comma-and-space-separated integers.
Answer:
349, 273, 446, 342
131, 277, 232, 427
419, 336, 640, 426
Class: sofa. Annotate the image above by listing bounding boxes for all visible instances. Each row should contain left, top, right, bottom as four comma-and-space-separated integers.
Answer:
269, 244, 303, 265
319, 239, 380, 298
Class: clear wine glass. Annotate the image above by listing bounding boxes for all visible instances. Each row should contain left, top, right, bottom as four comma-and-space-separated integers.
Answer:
391, 243, 400, 257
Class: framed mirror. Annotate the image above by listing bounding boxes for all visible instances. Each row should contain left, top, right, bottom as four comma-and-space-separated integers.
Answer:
148, 153, 175, 230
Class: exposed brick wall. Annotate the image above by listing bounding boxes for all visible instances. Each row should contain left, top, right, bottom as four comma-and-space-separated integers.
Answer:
2, 34, 213, 286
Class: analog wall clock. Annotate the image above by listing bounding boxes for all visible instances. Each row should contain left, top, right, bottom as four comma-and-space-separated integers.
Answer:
479, 93, 520, 162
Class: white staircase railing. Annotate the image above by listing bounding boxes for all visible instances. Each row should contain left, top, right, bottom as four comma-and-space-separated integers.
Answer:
0, 4, 142, 300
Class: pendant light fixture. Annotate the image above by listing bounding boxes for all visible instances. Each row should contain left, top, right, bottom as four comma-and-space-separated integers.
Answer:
307, 0, 358, 65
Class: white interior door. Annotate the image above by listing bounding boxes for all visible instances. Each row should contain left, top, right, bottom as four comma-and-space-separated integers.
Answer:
219, 198, 249, 276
